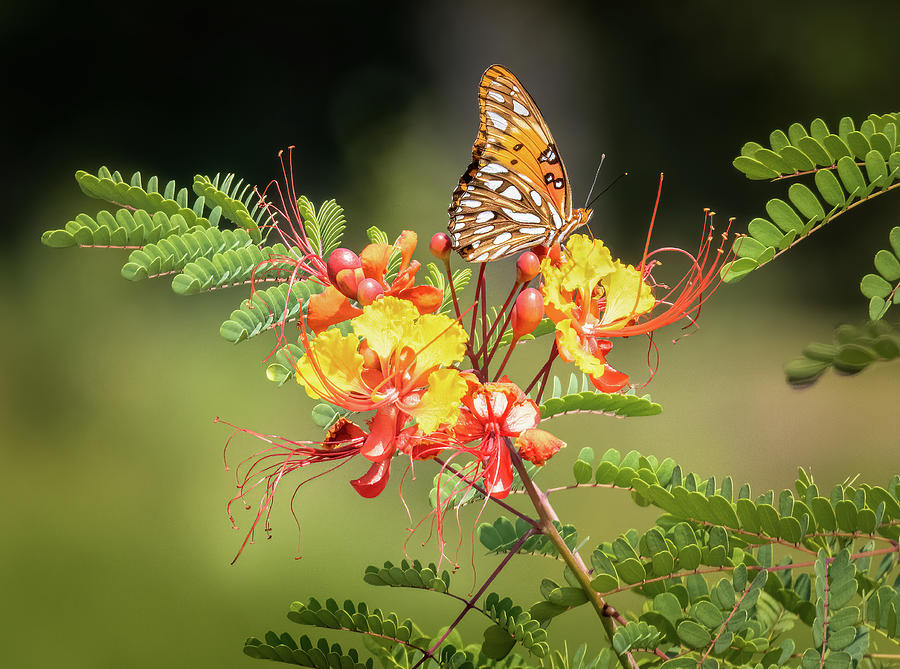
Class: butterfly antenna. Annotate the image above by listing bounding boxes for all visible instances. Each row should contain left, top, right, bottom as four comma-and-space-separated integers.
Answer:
586, 171, 628, 210
582, 154, 606, 209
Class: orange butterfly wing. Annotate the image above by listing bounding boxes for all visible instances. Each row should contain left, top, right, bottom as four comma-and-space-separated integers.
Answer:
448, 65, 591, 262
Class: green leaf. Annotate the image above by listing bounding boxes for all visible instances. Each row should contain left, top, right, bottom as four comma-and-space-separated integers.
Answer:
539, 390, 661, 420
299, 197, 347, 260
192, 174, 262, 242
814, 169, 846, 207
733, 155, 778, 180
481, 625, 516, 660
220, 280, 326, 343
676, 620, 711, 648
836, 156, 866, 197
766, 198, 804, 233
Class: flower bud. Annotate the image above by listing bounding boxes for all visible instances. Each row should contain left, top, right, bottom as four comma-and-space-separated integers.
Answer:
350, 459, 391, 498
429, 233, 452, 261
327, 248, 362, 286
517, 428, 566, 466
515, 251, 540, 283
511, 288, 544, 339
335, 267, 364, 299
356, 278, 384, 305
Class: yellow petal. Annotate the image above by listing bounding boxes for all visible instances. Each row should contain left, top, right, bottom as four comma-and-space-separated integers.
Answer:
352, 296, 420, 359
407, 368, 467, 433
540, 261, 577, 323
599, 261, 655, 328
556, 320, 609, 380
409, 312, 468, 373
295, 329, 366, 400
559, 235, 615, 293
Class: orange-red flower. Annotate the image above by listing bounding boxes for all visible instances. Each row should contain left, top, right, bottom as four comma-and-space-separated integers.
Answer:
295, 297, 468, 463
307, 231, 444, 333
450, 379, 562, 498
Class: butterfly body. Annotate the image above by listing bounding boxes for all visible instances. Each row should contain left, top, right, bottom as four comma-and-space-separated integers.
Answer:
449, 65, 592, 262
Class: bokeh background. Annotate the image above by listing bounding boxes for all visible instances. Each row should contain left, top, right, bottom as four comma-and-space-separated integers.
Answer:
3, 2, 899, 668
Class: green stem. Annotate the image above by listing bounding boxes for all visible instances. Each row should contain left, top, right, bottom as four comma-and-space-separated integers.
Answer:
505, 438, 635, 669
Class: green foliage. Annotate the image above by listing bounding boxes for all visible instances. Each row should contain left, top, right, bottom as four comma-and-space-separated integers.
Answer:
192, 173, 265, 242
861, 226, 900, 321
244, 633, 375, 668
219, 280, 326, 343
122, 227, 256, 281
171, 241, 302, 295
302, 196, 347, 260
724, 112, 900, 282
423, 262, 473, 315
784, 321, 900, 387
482, 592, 549, 658
478, 516, 578, 558
41, 208, 199, 249
543, 644, 614, 669
364, 560, 452, 593
539, 373, 662, 420
73, 166, 214, 229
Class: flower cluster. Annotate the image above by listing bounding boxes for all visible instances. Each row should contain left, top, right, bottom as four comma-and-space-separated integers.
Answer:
224, 157, 731, 559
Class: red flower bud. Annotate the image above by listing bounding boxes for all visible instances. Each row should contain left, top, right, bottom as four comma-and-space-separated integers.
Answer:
335, 267, 363, 299
511, 288, 544, 339
516, 251, 540, 283
327, 248, 362, 286
430, 232, 452, 261
356, 278, 384, 305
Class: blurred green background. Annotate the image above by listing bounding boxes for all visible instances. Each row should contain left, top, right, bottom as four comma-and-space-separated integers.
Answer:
3, 2, 899, 668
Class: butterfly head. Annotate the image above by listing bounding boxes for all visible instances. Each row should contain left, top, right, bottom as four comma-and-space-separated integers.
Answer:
562, 207, 593, 243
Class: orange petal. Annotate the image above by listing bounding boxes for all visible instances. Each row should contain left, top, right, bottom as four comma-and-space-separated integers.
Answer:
395, 230, 418, 272
360, 243, 391, 280
517, 428, 566, 466
396, 285, 444, 314
323, 417, 366, 449
307, 285, 363, 334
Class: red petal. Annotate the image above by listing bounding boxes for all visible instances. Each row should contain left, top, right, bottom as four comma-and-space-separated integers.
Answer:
362, 406, 398, 461
590, 365, 629, 393
307, 285, 363, 333
350, 458, 391, 498
396, 285, 443, 314
482, 438, 513, 499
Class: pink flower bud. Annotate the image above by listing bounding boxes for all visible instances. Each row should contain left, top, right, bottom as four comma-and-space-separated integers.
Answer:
335, 267, 363, 299
516, 251, 540, 283
327, 248, 362, 286
511, 288, 544, 339
429, 233, 452, 261
356, 278, 385, 305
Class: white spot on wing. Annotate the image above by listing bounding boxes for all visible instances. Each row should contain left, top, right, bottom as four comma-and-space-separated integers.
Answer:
494, 232, 513, 244
487, 91, 505, 103
486, 111, 508, 131
512, 100, 529, 116
485, 180, 503, 191
520, 226, 547, 235
481, 163, 508, 174
460, 199, 481, 207
475, 225, 495, 235
453, 222, 466, 231
476, 211, 495, 223
472, 252, 489, 263
500, 185, 522, 200
490, 245, 510, 259
502, 208, 542, 224
530, 190, 542, 206
550, 207, 563, 229
471, 240, 481, 249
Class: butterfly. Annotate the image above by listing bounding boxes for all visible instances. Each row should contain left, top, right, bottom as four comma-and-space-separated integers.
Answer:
448, 64, 592, 263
